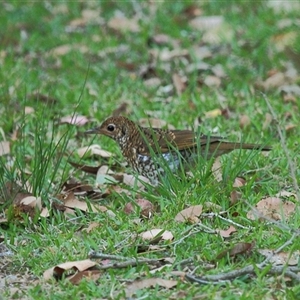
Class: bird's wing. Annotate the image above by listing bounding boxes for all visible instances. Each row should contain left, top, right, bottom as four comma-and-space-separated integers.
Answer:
138, 128, 225, 155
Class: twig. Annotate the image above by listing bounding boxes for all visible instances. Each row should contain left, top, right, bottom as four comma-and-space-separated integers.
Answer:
185, 265, 300, 284
94, 257, 167, 270
201, 212, 253, 230
172, 223, 216, 254
89, 252, 129, 261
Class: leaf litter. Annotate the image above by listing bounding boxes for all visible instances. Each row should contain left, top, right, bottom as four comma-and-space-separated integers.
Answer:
2, 2, 300, 296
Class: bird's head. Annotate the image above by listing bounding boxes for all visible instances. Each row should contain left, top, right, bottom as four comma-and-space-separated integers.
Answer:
85, 116, 137, 149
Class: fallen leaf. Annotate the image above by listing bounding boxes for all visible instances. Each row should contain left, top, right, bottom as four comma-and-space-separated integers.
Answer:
204, 75, 221, 87
150, 48, 189, 62
67, 161, 100, 174
240, 114, 251, 129
175, 205, 203, 223
0, 141, 10, 156
285, 124, 296, 132
261, 72, 286, 90
258, 249, 300, 266
217, 225, 237, 238
172, 73, 186, 95
262, 113, 273, 130
83, 222, 101, 233
108, 16, 140, 32
125, 278, 178, 297
230, 190, 242, 205
189, 15, 224, 31
247, 197, 295, 221
216, 241, 255, 260
124, 199, 154, 218
43, 259, 97, 281
139, 118, 175, 130
212, 156, 222, 182
63, 192, 107, 213
20, 196, 42, 210
233, 177, 246, 188
140, 229, 174, 242
69, 270, 102, 285
59, 114, 89, 126
77, 145, 112, 158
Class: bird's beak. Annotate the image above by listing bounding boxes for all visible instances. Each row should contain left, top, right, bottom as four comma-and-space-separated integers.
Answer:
85, 127, 100, 134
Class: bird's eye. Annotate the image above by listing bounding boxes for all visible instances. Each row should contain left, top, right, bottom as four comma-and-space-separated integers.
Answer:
107, 124, 115, 132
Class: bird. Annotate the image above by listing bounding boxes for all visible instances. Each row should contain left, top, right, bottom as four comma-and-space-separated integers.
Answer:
85, 116, 271, 186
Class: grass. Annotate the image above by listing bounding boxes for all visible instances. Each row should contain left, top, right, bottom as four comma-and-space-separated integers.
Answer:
1, 1, 300, 299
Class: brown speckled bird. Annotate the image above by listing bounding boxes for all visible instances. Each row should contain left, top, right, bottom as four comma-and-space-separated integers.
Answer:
86, 116, 271, 186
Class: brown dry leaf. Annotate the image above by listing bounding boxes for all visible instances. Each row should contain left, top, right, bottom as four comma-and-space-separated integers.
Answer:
67, 9, 103, 30
281, 84, 300, 98
77, 145, 112, 158
123, 173, 150, 191
62, 179, 94, 194
20, 196, 42, 210
212, 156, 222, 182
140, 229, 174, 242
233, 177, 246, 188
285, 124, 297, 132
247, 197, 296, 221
24, 106, 35, 115
124, 199, 154, 218
144, 77, 162, 88
272, 31, 297, 51
83, 222, 101, 234
67, 161, 99, 175
139, 118, 175, 130
261, 72, 286, 90
175, 205, 203, 223
108, 16, 140, 32
63, 192, 107, 213
149, 34, 179, 47
40, 207, 50, 218
59, 114, 89, 126
149, 48, 189, 62
204, 75, 221, 88
43, 259, 96, 281
258, 249, 300, 266
69, 270, 102, 285
125, 278, 178, 297
189, 15, 224, 31
240, 114, 251, 129
230, 190, 242, 205
172, 73, 186, 95
189, 16, 233, 44
182, 4, 202, 17
216, 241, 255, 260
262, 113, 273, 130
0, 141, 10, 156
217, 225, 237, 238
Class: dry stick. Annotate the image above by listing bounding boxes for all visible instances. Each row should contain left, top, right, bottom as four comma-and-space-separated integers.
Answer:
91, 256, 166, 270
201, 212, 253, 230
262, 93, 300, 201
186, 265, 300, 284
